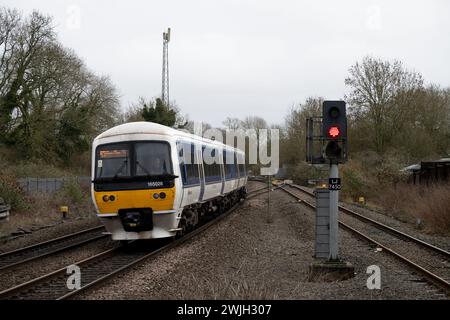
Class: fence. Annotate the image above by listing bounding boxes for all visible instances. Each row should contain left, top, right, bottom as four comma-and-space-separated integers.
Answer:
17, 177, 91, 195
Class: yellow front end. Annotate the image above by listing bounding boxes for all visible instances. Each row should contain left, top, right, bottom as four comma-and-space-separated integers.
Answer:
94, 187, 176, 215
93, 187, 180, 240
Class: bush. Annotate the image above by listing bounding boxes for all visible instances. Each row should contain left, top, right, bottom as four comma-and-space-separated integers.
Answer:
341, 165, 370, 201
376, 183, 450, 234
55, 178, 85, 205
412, 185, 450, 234
288, 162, 326, 186
11, 162, 74, 178
0, 171, 30, 211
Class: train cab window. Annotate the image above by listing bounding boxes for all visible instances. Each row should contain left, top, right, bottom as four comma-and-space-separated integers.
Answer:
134, 142, 172, 176
96, 144, 131, 179
203, 146, 221, 183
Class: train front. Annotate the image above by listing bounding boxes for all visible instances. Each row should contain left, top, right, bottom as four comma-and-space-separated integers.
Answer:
91, 132, 180, 241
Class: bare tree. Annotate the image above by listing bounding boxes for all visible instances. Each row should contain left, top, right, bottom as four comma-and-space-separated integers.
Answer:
222, 117, 242, 130
0, 7, 121, 162
345, 56, 423, 154
281, 97, 322, 165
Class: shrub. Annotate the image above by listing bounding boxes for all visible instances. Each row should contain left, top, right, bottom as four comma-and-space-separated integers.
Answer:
288, 162, 326, 186
55, 178, 85, 205
341, 165, 370, 201
376, 183, 450, 234
414, 185, 450, 234
0, 171, 30, 211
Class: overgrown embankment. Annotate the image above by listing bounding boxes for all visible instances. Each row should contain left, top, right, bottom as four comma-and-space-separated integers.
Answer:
0, 155, 95, 237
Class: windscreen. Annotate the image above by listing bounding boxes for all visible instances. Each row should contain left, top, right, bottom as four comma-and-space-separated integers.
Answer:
134, 142, 173, 176
96, 144, 131, 179
95, 142, 172, 179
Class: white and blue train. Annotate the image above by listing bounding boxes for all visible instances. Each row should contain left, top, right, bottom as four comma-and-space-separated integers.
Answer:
91, 122, 248, 241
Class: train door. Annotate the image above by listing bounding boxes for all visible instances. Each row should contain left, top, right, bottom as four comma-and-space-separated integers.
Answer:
197, 144, 205, 202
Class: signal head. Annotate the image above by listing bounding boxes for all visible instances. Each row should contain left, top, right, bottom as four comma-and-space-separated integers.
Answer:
322, 101, 347, 141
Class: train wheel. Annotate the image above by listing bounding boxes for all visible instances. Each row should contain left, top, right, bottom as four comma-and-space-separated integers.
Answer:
176, 215, 188, 239
185, 209, 198, 231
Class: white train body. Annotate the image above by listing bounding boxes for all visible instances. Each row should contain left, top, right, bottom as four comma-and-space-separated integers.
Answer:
91, 122, 247, 240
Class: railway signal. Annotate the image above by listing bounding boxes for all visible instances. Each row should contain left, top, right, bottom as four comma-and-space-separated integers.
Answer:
306, 100, 351, 270
322, 100, 347, 141
322, 101, 347, 163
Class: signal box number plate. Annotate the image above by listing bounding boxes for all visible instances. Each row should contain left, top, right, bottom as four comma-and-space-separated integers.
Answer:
329, 178, 341, 191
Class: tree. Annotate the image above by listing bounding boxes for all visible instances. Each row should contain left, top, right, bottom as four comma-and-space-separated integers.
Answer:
222, 117, 242, 130
0, 9, 54, 142
281, 97, 323, 165
121, 104, 145, 123
0, 7, 121, 163
141, 97, 180, 127
345, 56, 423, 155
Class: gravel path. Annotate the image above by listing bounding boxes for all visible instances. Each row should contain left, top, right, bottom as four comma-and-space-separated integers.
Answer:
77, 188, 447, 300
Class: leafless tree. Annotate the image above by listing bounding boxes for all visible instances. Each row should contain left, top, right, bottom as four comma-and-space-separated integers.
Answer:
345, 56, 423, 155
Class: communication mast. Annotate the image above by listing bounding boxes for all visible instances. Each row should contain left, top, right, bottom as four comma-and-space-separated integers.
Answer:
161, 28, 171, 106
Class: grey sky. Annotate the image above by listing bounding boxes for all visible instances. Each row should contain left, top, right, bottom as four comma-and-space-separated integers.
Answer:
4, 0, 450, 127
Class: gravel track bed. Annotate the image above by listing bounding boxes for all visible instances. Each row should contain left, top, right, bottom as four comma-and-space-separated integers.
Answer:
294, 185, 450, 251
343, 202, 450, 251
0, 237, 115, 292
77, 189, 447, 300
338, 211, 450, 283
286, 186, 450, 289
0, 216, 101, 254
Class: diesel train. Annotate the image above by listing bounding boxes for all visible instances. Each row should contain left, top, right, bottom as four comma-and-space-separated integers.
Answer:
91, 122, 248, 241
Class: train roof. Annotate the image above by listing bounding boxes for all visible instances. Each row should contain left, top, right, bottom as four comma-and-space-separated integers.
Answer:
94, 122, 244, 153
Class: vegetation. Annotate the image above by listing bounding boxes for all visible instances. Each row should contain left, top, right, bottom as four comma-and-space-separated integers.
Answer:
1, 6, 449, 234
376, 184, 450, 233
0, 8, 120, 164
279, 57, 449, 234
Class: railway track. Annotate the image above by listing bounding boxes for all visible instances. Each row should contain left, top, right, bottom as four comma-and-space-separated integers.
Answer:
0, 226, 107, 272
279, 184, 450, 296
0, 186, 269, 300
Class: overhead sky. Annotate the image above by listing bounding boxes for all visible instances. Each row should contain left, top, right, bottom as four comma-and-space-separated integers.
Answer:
3, 0, 450, 127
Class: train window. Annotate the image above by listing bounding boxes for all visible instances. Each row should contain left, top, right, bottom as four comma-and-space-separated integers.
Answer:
237, 153, 246, 177
203, 145, 221, 183
135, 142, 172, 176
96, 144, 131, 179
239, 163, 246, 177
187, 143, 200, 185
178, 142, 200, 186
177, 143, 187, 184
233, 153, 239, 178
224, 150, 238, 180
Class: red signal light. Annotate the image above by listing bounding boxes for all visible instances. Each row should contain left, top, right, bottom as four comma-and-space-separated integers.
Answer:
328, 126, 340, 138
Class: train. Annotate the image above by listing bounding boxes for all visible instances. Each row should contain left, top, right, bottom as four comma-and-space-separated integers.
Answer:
91, 122, 248, 241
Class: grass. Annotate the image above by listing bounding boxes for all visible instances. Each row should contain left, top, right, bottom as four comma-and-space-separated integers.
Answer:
0, 176, 95, 237
178, 268, 280, 300
0, 154, 94, 236
375, 183, 450, 234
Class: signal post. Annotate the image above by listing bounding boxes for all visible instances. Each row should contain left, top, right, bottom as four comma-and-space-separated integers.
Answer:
306, 101, 354, 280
